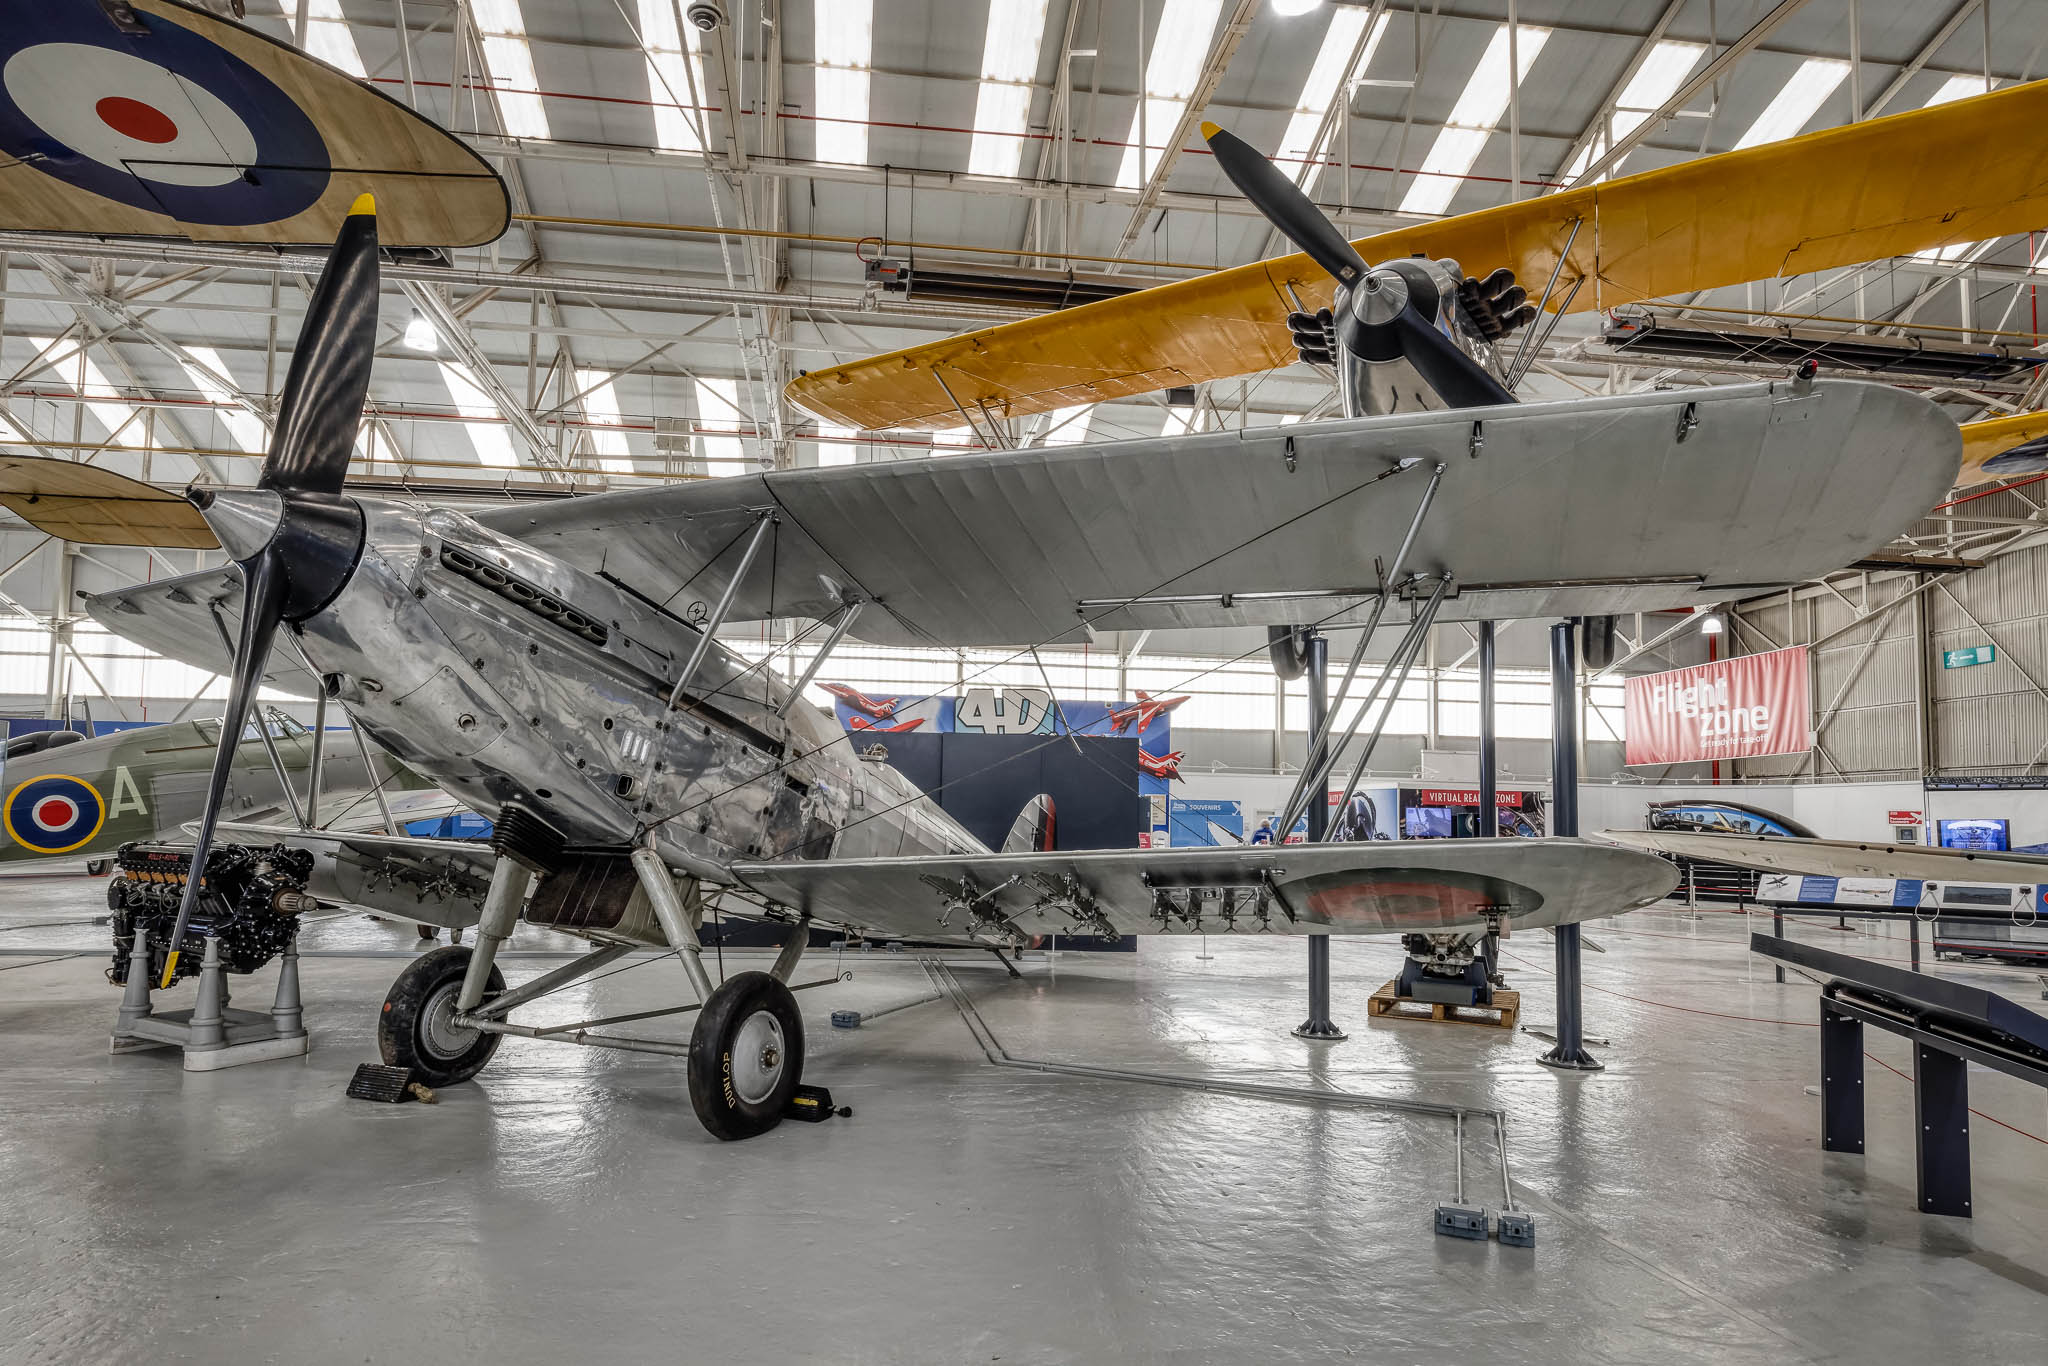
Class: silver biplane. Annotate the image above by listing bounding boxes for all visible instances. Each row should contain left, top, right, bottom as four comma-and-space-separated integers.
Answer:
78, 128, 1956, 1140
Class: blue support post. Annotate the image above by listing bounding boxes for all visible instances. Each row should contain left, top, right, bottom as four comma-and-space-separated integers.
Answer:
1295, 632, 1345, 1040
1539, 619, 1602, 1071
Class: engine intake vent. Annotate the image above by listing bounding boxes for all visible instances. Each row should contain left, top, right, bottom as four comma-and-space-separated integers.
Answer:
439, 546, 610, 646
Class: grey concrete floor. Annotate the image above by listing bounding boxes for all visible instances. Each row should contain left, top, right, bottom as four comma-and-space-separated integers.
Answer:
2, 871, 2046, 1365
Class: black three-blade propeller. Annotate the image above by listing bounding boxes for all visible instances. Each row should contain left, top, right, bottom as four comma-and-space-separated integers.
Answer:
155, 197, 380, 986
1201, 122, 1514, 410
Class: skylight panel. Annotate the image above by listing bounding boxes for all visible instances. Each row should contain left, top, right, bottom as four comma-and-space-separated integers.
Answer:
1040, 404, 1094, 446
1732, 57, 1849, 150
815, 421, 857, 466
438, 362, 519, 467
179, 346, 268, 453
1562, 39, 1704, 183
637, 0, 710, 153
1115, 0, 1227, 188
1398, 24, 1550, 216
696, 377, 748, 476
968, 0, 1051, 177
574, 368, 635, 474
275, 0, 368, 77
472, 0, 551, 140
1274, 8, 1390, 188
1162, 403, 1209, 437
1925, 73, 1991, 107
26, 336, 134, 436
814, 0, 874, 165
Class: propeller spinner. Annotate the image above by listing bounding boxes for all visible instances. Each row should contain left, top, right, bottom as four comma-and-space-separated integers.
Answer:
154, 196, 380, 986
1201, 122, 1516, 413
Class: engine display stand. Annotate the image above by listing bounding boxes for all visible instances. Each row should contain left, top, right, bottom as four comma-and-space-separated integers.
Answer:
110, 930, 309, 1071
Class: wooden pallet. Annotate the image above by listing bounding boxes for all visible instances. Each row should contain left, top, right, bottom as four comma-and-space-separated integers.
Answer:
1367, 980, 1519, 1030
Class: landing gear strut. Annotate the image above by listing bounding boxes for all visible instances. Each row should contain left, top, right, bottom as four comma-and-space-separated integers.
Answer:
379, 944, 505, 1086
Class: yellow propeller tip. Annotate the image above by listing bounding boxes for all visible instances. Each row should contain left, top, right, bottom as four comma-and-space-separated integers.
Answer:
349, 192, 376, 217
1200, 121, 1223, 141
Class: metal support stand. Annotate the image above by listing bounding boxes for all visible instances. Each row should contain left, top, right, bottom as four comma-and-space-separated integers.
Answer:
457, 854, 534, 1012
110, 929, 310, 1070
632, 843, 715, 1002
1538, 619, 1602, 1071
1819, 999, 1865, 1154
1914, 1043, 1972, 1217
1294, 633, 1346, 1041
1477, 621, 1497, 839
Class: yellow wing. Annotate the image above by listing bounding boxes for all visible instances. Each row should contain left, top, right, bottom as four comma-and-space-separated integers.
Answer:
0, 457, 216, 549
1956, 412, 2048, 489
789, 80, 2048, 432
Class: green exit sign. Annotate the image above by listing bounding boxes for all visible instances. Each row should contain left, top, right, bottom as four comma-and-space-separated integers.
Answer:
1944, 645, 1997, 669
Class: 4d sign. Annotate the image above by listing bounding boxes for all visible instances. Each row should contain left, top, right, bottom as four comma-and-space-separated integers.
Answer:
954, 686, 1056, 734
1624, 647, 1812, 766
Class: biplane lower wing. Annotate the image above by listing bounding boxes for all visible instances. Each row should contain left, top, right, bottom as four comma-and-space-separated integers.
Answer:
217, 820, 495, 930
1604, 828, 2048, 888
482, 378, 1954, 647
84, 566, 322, 696
729, 837, 1677, 942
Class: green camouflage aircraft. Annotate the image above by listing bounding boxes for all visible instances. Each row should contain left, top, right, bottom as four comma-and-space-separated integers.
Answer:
0, 709, 419, 870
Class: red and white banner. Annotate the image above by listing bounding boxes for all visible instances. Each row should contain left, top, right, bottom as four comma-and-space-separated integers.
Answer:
1624, 647, 1811, 766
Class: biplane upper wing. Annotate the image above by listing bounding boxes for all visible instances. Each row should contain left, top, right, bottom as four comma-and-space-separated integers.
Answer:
786, 81, 2048, 433
474, 378, 1953, 646
1604, 828, 2048, 888
729, 837, 1677, 941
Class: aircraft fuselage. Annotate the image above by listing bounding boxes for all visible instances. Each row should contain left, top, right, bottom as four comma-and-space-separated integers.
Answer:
293, 498, 981, 898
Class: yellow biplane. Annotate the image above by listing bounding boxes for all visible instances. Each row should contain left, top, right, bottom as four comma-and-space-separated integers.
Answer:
787, 79, 2048, 494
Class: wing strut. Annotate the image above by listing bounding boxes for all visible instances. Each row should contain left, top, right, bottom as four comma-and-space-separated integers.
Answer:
1278, 571, 1454, 840
1273, 458, 1444, 832
778, 597, 866, 717
636, 511, 774, 798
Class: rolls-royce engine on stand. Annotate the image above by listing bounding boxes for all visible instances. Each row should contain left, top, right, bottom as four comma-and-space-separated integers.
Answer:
108, 841, 319, 988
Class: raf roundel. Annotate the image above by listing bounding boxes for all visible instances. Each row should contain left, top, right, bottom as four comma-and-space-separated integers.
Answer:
0, 8, 329, 228
5, 774, 107, 855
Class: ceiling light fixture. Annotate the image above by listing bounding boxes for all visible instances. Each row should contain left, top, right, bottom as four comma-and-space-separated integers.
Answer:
403, 313, 439, 352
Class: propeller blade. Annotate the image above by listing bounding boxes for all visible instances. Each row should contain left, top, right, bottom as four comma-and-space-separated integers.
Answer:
154, 557, 287, 987
1390, 309, 1515, 408
262, 194, 381, 496
1202, 123, 1366, 285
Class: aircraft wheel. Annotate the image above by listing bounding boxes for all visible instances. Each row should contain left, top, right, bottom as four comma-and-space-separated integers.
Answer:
85, 859, 110, 877
379, 946, 504, 1087
415, 924, 439, 941
688, 971, 804, 1141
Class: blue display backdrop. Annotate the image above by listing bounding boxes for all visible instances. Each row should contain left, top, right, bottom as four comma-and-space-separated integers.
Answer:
824, 685, 1181, 823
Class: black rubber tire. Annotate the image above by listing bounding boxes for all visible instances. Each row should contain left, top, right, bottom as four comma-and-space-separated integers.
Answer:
85, 859, 110, 877
378, 945, 504, 1087
688, 971, 804, 1141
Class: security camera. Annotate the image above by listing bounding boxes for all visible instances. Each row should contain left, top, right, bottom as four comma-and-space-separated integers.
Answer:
685, 1, 727, 30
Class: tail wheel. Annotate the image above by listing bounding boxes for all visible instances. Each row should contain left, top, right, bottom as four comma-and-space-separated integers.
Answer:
688, 971, 804, 1141
379, 945, 504, 1087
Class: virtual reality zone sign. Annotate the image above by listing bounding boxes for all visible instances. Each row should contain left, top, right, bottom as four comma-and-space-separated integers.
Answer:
1623, 647, 1812, 767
